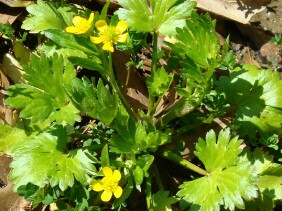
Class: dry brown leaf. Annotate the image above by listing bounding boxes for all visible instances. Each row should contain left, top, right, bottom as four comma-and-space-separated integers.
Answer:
195, 0, 270, 24
0, 0, 33, 7
0, 2, 24, 24
2, 53, 25, 84
113, 51, 149, 110
243, 47, 261, 67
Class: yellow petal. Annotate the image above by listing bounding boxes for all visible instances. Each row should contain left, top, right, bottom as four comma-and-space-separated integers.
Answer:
102, 167, 113, 177
73, 16, 86, 27
95, 20, 108, 32
117, 33, 128, 43
87, 12, 94, 25
92, 181, 104, 192
101, 190, 112, 202
90, 36, 103, 44
112, 170, 121, 182
113, 186, 123, 198
116, 20, 128, 33
102, 42, 114, 52
66, 26, 82, 34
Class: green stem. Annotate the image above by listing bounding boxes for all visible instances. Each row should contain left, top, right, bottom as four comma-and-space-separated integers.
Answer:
147, 31, 159, 121
155, 84, 211, 128
101, 51, 140, 122
172, 116, 211, 136
151, 31, 158, 73
152, 164, 164, 191
146, 170, 153, 210
150, 95, 163, 116
159, 149, 208, 176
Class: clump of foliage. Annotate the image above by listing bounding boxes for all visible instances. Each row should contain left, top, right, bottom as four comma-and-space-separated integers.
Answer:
0, 0, 282, 210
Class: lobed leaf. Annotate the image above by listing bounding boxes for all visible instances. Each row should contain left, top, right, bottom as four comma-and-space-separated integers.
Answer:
116, 0, 196, 36
216, 64, 282, 139
9, 126, 96, 191
195, 129, 242, 172
242, 148, 282, 209
22, 0, 67, 33
66, 78, 118, 124
177, 129, 258, 211
168, 12, 220, 69
5, 54, 80, 125
0, 125, 29, 156
109, 121, 170, 154
146, 67, 173, 97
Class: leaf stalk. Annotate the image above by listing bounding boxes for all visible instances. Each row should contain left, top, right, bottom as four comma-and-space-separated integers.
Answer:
159, 149, 208, 176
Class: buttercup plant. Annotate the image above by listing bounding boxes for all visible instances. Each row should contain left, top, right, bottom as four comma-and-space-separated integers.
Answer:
0, 0, 282, 210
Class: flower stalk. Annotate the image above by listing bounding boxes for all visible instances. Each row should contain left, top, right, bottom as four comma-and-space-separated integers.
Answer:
147, 31, 159, 121
104, 53, 140, 122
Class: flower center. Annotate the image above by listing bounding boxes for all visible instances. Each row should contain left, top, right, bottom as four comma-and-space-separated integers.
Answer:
73, 17, 89, 31
101, 26, 120, 43
102, 177, 118, 192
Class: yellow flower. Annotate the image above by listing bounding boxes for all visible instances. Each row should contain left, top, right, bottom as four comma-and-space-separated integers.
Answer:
90, 20, 128, 52
66, 13, 94, 34
92, 167, 123, 202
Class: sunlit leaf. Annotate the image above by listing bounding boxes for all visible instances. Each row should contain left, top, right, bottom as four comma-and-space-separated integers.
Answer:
177, 129, 258, 211
115, 0, 196, 36
9, 126, 96, 191
0, 125, 29, 156
22, 0, 67, 33
146, 67, 173, 97
168, 12, 220, 69
5, 54, 80, 125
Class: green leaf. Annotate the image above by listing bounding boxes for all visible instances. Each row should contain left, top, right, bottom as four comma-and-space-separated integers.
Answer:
57, 4, 78, 26
5, 54, 80, 125
150, 191, 178, 211
37, 41, 87, 62
195, 129, 242, 172
17, 184, 44, 208
132, 165, 144, 188
115, 0, 196, 36
0, 125, 29, 156
9, 126, 96, 191
177, 129, 258, 211
22, 0, 66, 33
17, 183, 39, 200
68, 56, 104, 72
216, 64, 282, 139
44, 29, 99, 55
100, 144, 110, 167
137, 154, 154, 177
168, 12, 220, 69
66, 78, 118, 124
241, 148, 282, 210
0, 22, 15, 39
109, 121, 170, 154
131, 154, 154, 190
146, 67, 173, 97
